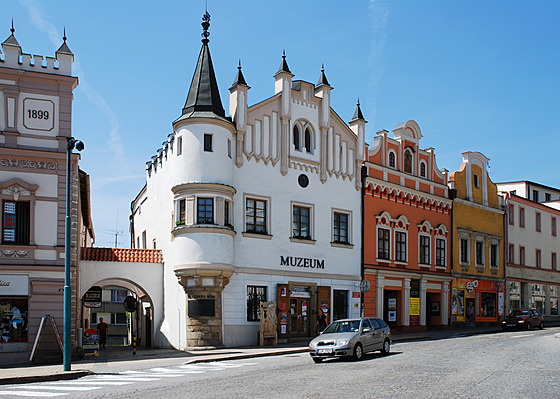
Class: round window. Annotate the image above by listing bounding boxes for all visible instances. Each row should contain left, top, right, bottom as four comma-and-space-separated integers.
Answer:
298, 174, 309, 188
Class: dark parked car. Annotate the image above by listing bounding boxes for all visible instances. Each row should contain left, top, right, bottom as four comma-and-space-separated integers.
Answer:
501, 309, 544, 331
308, 317, 391, 363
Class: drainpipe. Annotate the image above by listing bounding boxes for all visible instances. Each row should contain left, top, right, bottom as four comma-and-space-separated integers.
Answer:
502, 191, 511, 319
448, 187, 457, 326
361, 165, 367, 317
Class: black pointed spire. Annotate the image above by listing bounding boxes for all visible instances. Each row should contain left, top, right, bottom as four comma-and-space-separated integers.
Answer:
317, 63, 330, 87
180, 11, 227, 121
56, 26, 73, 55
352, 99, 365, 121
3, 19, 20, 46
277, 50, 291, 74
232, 60, 248, 86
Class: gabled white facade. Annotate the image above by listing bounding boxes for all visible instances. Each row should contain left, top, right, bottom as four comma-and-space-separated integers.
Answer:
131, 22, 365, 348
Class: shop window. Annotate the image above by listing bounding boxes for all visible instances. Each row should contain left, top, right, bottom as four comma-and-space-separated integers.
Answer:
419, 235, 430, 265
197, 197, 214, 224
552, 217, 557, 237
333, 290, 348, 321
519, 246, 525, 265
204, 134, 213, 152
490, 244, 498, 267
245, 198, 267, 234
536, 212, 541, 232
475, 241, 484, 266
0, 298, 28, 343
111, 289, 127, 302
388, 151, 396, 168
292, 205, 311, 240
111, 312, 127, 325
436, 238, 446, 266
247, 286, 267, 322
480, 292, 496, 317
460, 238, 469, 264
377, 228, 390, 260
550, 286, 558, 315
536, 249, 541, 268
2, 201, 30, 245
333, 212, 349, 244
395, 231, 407, 262
519, 207, 525, 227
508, 205, 514, 225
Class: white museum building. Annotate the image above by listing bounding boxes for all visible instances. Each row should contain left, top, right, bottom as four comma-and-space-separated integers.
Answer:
130, 13, 366, 348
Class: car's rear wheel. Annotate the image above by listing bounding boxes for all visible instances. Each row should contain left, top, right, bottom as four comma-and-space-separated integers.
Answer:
353, 343, 363, 361
525, 322, 531, 330
381, 339, 391, 355
539, 322, 544, 330
312, 357, 322, 363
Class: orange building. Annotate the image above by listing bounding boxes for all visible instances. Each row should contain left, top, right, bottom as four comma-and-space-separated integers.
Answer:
363, 120, 452, 333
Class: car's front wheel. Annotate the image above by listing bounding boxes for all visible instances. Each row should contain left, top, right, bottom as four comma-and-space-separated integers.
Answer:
381, 339, 391, 355
312, 357, 322, 363
353, 343, 363, 361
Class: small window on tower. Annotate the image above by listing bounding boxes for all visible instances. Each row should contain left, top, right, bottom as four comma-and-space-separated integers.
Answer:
204, 134, 213, 152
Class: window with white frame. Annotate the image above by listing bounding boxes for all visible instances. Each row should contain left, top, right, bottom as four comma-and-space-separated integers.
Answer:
245, 197, 268, 234
436, 238, 446, 267
204, 134, 213, 152
552, 216, 557, 236
536, 212, 541, 232
224, 200, 231, 227
292, 204, 312, 239
475, 239, 484, 266
419, 235, 430, 265
490, 242, 499, 267
304, 127, 313, 153
177, 198, 186, 225
333, 211, 350, 244
197, 197, 214, 224
111, 289, 128, 302
419, 161, 426, 178
508, 244, 514, 264
177, 136, 182, 155
536, 249, 541, 268
404, 148, 413, 174
395, 231, 407, 262
247, 286, 267, 322
388, 151, 396, 169
111, 313, 127, 325
378, 228, 390, 260
508, 204, 514, 225
293, 125, 301, 151
460, 237, 469, 264
519, 207, 525, 227
2, 200, 30, 245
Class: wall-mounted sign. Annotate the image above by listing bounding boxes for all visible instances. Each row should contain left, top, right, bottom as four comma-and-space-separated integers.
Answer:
290, 286, 311, 298
83, 286, 102, 308
0, 274, 29, 296
280, 256, 325, 269
23, 98, 55, 131
123, 296, 138, 313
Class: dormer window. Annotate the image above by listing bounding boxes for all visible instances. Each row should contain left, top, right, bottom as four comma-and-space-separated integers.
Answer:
404, 148, 413, 174
474, 174, 479, 188
388, 151, 396, 168
293, 125, 301, 151
419, 161, 426, 178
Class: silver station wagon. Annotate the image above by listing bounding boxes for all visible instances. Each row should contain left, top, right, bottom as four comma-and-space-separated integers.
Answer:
309, 317, 392, 363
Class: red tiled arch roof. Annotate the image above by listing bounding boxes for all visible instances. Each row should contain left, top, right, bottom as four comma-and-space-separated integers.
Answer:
81, 247, 163, 263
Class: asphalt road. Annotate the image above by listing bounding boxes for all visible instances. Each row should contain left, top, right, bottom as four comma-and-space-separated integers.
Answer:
2, 327, 559, 399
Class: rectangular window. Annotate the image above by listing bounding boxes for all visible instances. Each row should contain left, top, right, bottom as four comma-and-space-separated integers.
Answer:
197, 197, 214, 224
546, 193, 552, 202
474, 174, 479, 188
553, 253, 557, 271
247, 286, 267, 322
519, 207, 525, 227
141, 231, 146, 249
111, 312, 127, 325
476, 241, 484, 265
177, 136, 182, 155
0, 298, 28, 343
245, 198, 267, 234
552, 217, 557, 237
519, 246, 525, 266
508, 204, 514, 225
508, 244, 514, 264
224, 200, 231, 226
536, 249, 541, 268
204, 134, 213, 152
111, 289, 127, 302
333, 212, 349, 244
377, 228, 390, 260
536, 212, 541, 232
395, 231, 407, 262
227, 139, 232, 158
420, 235, 430, 265
532, 190, 539, 202
2, 200, 30, 244
460, 238, 469, 263
490, 244, 498, 267
292, 205, 311, 239
177, 199, 186, 225
436, 238, 446, 266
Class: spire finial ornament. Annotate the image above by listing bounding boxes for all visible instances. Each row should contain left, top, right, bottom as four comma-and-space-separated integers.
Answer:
201, 10, 211, 43
63, 26, 67, 43
11, 18, 15, 34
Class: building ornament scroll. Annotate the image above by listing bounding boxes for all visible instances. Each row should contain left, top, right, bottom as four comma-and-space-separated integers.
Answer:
0, 159, 58, 170
0, 250, 30, 258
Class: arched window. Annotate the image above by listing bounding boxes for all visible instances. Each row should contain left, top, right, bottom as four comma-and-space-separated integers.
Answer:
304, 128, 312, 153
388, 151, 396, 168
420, 161, 426, 178
293, 125, 300, 151
404, 149, 413, 174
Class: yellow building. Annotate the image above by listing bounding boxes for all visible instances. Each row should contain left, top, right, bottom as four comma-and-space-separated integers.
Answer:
448, 152, 505, 326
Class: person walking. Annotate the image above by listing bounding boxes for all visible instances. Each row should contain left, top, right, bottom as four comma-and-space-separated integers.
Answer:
97, 317, 109, 349
315, 309, 327, 335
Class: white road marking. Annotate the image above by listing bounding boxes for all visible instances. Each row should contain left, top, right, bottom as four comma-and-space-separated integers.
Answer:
90, 376, 161, 381
45, 380, 135, 386
0, 391, 66, 397
179, 364, 225, 371
150, 367, 206, 374
15, 385, 102, 391
510, 334, 531, 338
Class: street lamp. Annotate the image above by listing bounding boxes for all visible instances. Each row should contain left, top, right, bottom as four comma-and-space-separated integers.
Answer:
64, 137, 84, 371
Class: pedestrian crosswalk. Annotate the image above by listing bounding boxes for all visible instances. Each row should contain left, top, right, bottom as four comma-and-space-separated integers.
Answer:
0, 361, 257, 397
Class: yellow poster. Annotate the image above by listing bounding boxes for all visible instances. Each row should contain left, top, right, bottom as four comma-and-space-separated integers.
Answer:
409, 297, 420, 316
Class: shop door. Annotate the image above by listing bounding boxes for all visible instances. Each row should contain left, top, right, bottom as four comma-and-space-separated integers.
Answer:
333, 290, 348, 321
289, 297, 310, 337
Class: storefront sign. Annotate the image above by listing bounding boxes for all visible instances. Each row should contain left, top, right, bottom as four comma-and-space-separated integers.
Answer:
83, 286, 102, 308
290, 286, 311, 298
280, 256, 324, 269
0, 274, 29, 296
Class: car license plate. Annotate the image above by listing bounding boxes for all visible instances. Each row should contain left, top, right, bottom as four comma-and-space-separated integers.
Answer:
507, 324, 516, 327
317, 349, 332, 354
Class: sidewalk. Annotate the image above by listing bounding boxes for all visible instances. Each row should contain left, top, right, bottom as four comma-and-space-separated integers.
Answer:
0, 326, 518, 385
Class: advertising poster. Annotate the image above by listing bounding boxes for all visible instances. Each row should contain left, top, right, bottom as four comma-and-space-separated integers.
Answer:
409, 297, 420, 326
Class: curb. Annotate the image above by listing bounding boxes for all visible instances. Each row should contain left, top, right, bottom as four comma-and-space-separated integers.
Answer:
184, 347, 308, 364
0, 370, 91, 386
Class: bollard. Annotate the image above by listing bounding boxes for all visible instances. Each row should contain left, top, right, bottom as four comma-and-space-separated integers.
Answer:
133, 335, 136, 355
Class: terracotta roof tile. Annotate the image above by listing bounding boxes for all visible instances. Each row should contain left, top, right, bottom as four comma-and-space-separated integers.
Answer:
81, 247, 163, 263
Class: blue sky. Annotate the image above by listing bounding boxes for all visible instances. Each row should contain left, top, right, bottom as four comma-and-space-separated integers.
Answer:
5, 1, 560, 247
